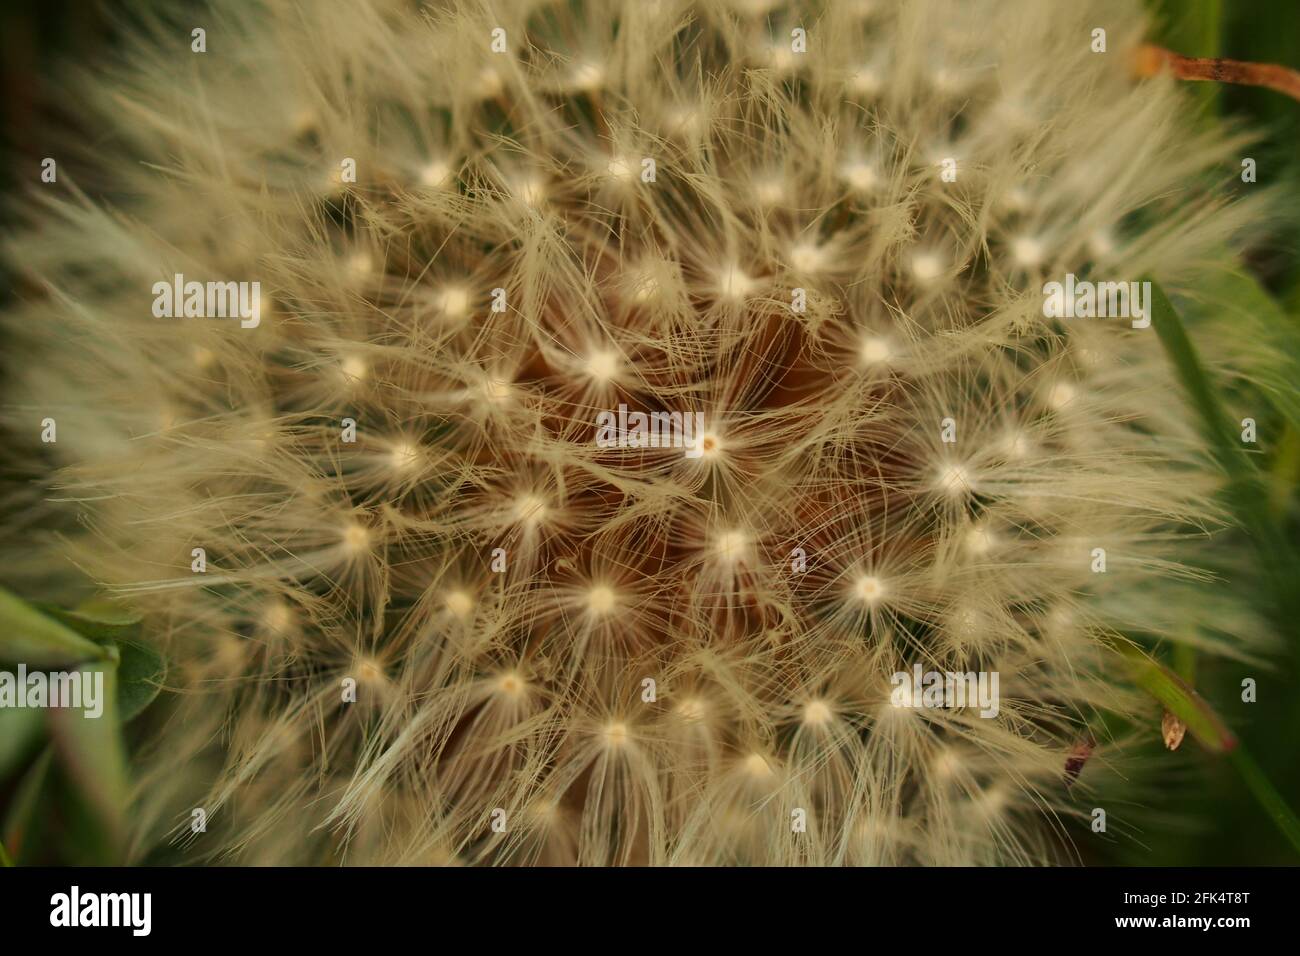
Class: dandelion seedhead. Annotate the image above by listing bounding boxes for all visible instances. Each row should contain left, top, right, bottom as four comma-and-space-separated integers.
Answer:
0, 0, 1275, 864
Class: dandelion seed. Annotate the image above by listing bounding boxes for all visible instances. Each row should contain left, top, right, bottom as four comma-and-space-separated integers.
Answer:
354, 655, 386, 687
994, 95, 1036, 129
788, 240, 828, 273
974, 785, 1009, 818
475, 66, 504, 99
602, 721, 629, 747
1088, 229, 1117, 259
583, 350, 620, 383
849, 65, 882, 95
766, 43, 797, 72
346, 251, 375, 278
261, 600, 294, 635
527, 801, 557, 822
849, 574, 884, 607
1001, 185, 1033, 213
512, 176, 547, 207
566, 60, 605, 93
930, 65, 970, 94
482, 377, 513, 404
1074, 346, 1104, 368
932, 748, 962, 779
754, 175, 788, 206
936, 463, 973, 496
860, 336, 893, 366
1002, 429, 1033, 459
342, 522, 371, 553
839, 158, 880, 194
512, 494, 547, 527
497, 671, 526, 697
693, 431, 723, 460
1011, 235, 1045, 268
437, 284, 472, 319
628, 268, 661, 303
586, 584, 617, 615
339, 355, 368, 384
965, 525, 996, 556
605, 155, 635, 181
444, 589, 474, 619
802, 700, 834, 726
419, 159, 453, 188
951, 605, 984, 636
1045, 604, 1076, 638
666, 104, 706, 139
676, 698, 706, 722
714, 262, 759, 302
911, 251, 944, 282
712, 529, 751, 563
743, 752, 773, 779
389, 441, 420, 471
1046, 381, 1078, 410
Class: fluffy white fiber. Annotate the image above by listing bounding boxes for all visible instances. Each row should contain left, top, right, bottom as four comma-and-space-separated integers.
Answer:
0, 0, 1273, 864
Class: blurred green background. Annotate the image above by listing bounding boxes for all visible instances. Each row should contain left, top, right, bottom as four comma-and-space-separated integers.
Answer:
0, 0, 1298, 866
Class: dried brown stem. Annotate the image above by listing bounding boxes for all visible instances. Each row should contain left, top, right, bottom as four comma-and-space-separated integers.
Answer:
1136, 43, 1300, 103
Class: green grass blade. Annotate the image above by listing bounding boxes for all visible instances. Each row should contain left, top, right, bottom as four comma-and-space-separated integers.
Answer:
1147, 279, 1242, 462
1117, 644, 1236, 753
0, 587, 110, 668
1119, 643, 1300, 853
1145, 278, 1300, 623
1172, 259, 1300, 438
0, 708, 44, 780
1228, 748, 1300, 854
2, 747, 53, 864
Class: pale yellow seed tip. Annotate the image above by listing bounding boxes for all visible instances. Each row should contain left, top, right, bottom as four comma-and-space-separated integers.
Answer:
854, 574, 886, 605
584, 350, 620, 383
586, 585, 617, 615
342, 522, 371, 553
444, 590, 474, 618
803, 700, 833, 726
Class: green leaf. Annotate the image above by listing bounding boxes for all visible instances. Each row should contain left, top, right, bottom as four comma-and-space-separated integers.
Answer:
1229, 748, 1300, 854
46, 657, 129, 862
1147, 279, 1243, 464
113, 638, 166, 722
1, 747, 54, 863
0, 838, 12, 867
1168, 261, 1300, 438
0, 707, 45, 779
1118, 642, 1300, 855
1117, 644, 1237, 753
36, 596, 142, 644
0, 587, 110, 667
1146, 278, 1300, 624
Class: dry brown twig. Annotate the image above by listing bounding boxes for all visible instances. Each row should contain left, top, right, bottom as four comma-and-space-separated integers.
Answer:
1136, 43, 1300, 102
